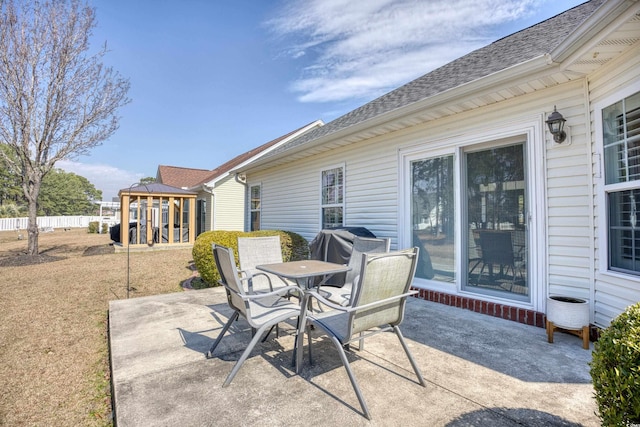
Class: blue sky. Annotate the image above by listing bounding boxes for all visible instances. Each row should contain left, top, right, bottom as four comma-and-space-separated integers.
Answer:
59, 0, 586, 200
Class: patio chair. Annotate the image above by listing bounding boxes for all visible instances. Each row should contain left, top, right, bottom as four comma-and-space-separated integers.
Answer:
237, 236, 296, 293
296, 248, 426, 419
476, 230, 524, 290
206, 244, 304, 387
317, 236, 390, 307
467, 228, 483, 277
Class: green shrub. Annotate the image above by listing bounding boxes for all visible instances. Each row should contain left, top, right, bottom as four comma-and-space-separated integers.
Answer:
192, 230, 310, 287
590, 302, 640, 426
87, 221, 99, 234
101, 223, 109, 234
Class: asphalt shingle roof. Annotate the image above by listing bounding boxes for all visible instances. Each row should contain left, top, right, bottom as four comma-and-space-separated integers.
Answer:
155, 121, 321, 190
156, 165, 212, 188
264, 0, 605, 158
195, 122, 319, 187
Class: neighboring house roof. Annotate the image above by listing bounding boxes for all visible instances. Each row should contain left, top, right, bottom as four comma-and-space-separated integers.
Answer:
156, 165, 212, 188
190, 119, 324, 190
245, 0, 616, 168
154, 120, 324, 192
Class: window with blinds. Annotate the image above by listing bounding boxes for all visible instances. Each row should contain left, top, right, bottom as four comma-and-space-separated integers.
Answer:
250, 184, 261, 231
609, 190, 640, 272
321, 166, 344, 229
604, 92, 640, 184
603, 91, 640, 274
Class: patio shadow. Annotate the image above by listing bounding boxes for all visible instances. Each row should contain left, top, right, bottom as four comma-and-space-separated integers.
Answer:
178, 302, 301, 378
400, 299, 592, 384
446, 407, 584, 426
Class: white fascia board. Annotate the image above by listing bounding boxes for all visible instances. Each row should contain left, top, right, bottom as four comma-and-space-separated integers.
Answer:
241, 55, 553, 171
550, 0, 639, 66
228, 119, 324, 175
191, 119, 324, 189
198, 174, 229, 190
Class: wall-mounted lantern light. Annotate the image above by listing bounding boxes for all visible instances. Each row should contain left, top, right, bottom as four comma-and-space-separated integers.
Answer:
546, 106, 567, 143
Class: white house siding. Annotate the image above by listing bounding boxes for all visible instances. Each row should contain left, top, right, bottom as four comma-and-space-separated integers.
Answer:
249, 139, 402, 243
247, 80, 601, 313
588, 41, 640, 327
340, 140, 401, 240
212, 175, 245, 231
205, 193, 213, 232
261, 163, 319, 239
544, 80, 594, 307
248, 139, 404, 243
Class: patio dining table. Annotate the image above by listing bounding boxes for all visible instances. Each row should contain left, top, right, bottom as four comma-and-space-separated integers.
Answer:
257, 260, 352, 363
256, 259, 351, 290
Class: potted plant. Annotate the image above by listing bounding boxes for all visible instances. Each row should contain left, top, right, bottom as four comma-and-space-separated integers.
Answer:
546, 295, 590, 349
546, 295, 589, 330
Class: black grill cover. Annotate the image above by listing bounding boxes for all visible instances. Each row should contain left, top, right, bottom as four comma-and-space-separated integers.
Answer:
309, 227, 434, 282
309, 227, 376, 285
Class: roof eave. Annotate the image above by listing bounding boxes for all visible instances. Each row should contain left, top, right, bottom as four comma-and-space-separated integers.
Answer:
188, 172, 231, 192
199, 119, 325, 184
551, 0, 640, 65
239, 55, 552, 172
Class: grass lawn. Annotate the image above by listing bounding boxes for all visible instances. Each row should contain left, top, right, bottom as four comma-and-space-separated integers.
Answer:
0, 228, 198, 426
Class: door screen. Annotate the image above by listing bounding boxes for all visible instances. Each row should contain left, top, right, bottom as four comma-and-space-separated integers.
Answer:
464, 144, 528, 299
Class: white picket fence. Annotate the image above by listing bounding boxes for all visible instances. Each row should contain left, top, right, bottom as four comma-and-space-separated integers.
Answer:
0, 215, 119, 232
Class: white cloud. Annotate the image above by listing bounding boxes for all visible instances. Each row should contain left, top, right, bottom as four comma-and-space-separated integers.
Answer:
267, 0, 538, 102
57, 160, 146, 202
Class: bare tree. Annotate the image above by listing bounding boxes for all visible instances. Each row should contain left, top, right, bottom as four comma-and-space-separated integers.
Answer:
0, 0, 130, 256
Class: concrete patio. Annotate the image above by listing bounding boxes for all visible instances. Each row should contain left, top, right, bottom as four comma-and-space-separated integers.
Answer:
109, 287, 598, 426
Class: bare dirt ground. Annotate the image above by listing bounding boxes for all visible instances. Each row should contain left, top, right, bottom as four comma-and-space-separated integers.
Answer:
0, 228, 196, 426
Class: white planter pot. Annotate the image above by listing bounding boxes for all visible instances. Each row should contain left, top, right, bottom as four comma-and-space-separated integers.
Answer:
546, 295, 590, 330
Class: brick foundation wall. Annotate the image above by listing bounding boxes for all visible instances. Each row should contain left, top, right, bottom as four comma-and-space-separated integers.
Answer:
412, 288, 547, 328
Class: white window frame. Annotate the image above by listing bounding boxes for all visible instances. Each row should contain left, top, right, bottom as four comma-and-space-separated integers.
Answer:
249, 183, 261, 231
402, 147, 457, 292
399, 116, 545, 309
320, 164, 345, 229
595, 79, 640, 279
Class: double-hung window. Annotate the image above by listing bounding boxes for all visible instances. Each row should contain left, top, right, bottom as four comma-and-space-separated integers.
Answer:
603, 90, 640, 275
250, 184, 261, 231
321, 166, 344, 228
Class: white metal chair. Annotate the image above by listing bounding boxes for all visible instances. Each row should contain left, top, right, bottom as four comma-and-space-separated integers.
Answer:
317, 236, 390, 306
206, 244, 304, 387
296, 248, 426, 419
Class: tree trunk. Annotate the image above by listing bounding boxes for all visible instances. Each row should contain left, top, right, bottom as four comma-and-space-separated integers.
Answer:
27, 195, 39, 256
24, 170, 42, 256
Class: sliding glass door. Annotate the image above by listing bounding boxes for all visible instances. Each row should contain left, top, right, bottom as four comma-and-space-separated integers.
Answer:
464, 143, 528, 299
411, 155, 455, 282
408, 140, 529, 302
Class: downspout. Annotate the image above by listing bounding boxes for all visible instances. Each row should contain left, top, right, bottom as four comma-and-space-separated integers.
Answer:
202, 184, 215, 231
583, 77, 597, 326
235, 173, 247, 185
235, 173, 248, 231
